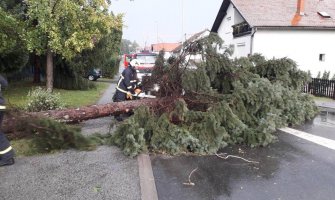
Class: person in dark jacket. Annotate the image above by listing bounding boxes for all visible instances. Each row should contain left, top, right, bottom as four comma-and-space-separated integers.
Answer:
113, 59, 140, 102
113, 59, 140, 121
0, 74, 15, 167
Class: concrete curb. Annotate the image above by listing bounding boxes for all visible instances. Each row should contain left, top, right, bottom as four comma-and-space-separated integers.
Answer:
138, 154, 158, 200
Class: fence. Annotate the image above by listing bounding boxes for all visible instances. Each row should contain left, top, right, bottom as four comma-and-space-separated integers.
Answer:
303, 78, 335, 99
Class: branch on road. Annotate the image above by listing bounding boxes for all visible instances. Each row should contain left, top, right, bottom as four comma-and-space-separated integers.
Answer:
183, 167, 198, 186
215, 153, 259, 164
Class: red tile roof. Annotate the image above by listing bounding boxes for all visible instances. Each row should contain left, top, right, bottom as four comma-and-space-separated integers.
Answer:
213, 0, 335, 31
151, 43, 181, 52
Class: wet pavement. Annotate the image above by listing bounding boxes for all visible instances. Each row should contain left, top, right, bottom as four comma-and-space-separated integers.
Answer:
295, 113, 335, 140
151, 130, 335, 200
151, 102, 335, 200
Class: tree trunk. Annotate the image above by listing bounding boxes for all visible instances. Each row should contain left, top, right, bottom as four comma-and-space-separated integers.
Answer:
46, 48, 53, 92
2, 97, 177, 134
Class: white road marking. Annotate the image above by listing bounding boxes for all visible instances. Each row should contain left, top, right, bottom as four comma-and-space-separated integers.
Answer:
279, 127, 335, 151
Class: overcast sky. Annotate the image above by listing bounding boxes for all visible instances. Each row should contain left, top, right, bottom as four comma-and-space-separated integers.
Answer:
110, 0, 222, 47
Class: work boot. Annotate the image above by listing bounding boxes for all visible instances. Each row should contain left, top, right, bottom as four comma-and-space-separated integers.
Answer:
0, 157, 15, 167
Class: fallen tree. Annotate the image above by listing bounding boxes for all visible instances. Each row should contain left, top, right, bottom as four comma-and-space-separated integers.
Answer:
3, 97, 177, 137
110, 34, 319, 157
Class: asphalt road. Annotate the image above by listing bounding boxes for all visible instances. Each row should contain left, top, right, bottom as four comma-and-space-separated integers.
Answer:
151, 115, 335, 200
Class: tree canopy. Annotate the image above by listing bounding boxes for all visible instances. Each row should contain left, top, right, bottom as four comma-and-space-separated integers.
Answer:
24, 0, 122, 58
0, 4, 28, 73
120, 39, 139, 54
23, 0, 123, 90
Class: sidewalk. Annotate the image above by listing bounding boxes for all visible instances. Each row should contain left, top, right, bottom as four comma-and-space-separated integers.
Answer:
0, 68, 141, 200
314, 99, 335, 112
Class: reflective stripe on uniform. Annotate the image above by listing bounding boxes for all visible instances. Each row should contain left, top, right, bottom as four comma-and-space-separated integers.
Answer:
116, 86, 130, 94
0, 146, 12, 155
117, 75, 124, 87
0, 105, 6, 110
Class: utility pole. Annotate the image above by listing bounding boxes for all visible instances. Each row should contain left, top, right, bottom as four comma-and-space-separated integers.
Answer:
156, 21, 158, 44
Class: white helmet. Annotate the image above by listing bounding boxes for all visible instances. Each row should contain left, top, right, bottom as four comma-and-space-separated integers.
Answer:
130, 59, 141, 67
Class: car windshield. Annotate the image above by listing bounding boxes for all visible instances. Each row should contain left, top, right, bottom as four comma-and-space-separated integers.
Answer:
136, 55, 156, 64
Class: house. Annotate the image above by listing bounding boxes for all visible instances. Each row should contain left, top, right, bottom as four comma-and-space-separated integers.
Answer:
151, 43, 181, 59
173, 29, 211, 64
172, 29, 210, 53
211, 0, 335, 77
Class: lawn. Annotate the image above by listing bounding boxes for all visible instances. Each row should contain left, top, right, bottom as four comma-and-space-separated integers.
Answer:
3, 79, 111, 108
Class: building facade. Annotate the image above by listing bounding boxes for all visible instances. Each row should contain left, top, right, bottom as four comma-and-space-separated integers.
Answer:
211, 0, 335, 77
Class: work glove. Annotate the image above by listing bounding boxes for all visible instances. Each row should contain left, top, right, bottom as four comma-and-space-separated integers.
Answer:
127, 92, 133, 100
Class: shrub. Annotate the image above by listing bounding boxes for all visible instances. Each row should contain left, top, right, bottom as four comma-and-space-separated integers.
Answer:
26, 87, 65, 112
100, 56, 120, 78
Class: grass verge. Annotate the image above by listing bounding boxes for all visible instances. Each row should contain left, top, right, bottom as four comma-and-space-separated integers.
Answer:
3, 79, 111, 108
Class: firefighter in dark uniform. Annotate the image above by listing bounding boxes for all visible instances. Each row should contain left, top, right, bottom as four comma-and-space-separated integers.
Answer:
113, 59, 140, 102
113, 59, 140, 121
0, 74, 15, 167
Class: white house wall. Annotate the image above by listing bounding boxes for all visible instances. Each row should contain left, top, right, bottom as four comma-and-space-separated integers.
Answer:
217, 4, 251, 58
253, 29, 335, 77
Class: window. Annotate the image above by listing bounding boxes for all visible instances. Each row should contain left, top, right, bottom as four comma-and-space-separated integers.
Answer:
227, 16, 231, 21
319, 54, 326, 62
136, 55, 157, 64
232, 22, 252, 37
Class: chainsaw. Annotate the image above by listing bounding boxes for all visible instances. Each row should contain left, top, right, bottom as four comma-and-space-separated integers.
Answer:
127, 88, 156, 100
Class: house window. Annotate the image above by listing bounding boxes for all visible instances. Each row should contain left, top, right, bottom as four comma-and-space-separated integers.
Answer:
319, 54, 326, 62
232, 22, 252, 37
227, 16, 231, 21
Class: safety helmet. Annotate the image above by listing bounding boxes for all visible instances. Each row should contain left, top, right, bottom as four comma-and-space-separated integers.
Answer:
130, 59, 141, 67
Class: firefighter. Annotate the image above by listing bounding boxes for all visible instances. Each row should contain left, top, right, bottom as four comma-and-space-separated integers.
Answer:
113, 59, 141, 121
113, 59, 140, 102
0, 74, 15, 167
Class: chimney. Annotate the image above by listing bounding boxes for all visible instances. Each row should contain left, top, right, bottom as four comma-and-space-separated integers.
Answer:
297, 0, 305, 16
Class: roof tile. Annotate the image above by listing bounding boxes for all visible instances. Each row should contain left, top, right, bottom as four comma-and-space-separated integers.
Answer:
231, 0, 335, 27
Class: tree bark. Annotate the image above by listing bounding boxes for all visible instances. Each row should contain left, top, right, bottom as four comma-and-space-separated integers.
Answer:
46, 48, 53, 92
2, 97, 177, 134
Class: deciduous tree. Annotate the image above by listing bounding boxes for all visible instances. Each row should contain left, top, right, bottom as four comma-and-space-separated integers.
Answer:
24, 0, 122, 91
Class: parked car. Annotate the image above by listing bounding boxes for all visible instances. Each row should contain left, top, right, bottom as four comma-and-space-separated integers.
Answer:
86, 69, 102, 81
